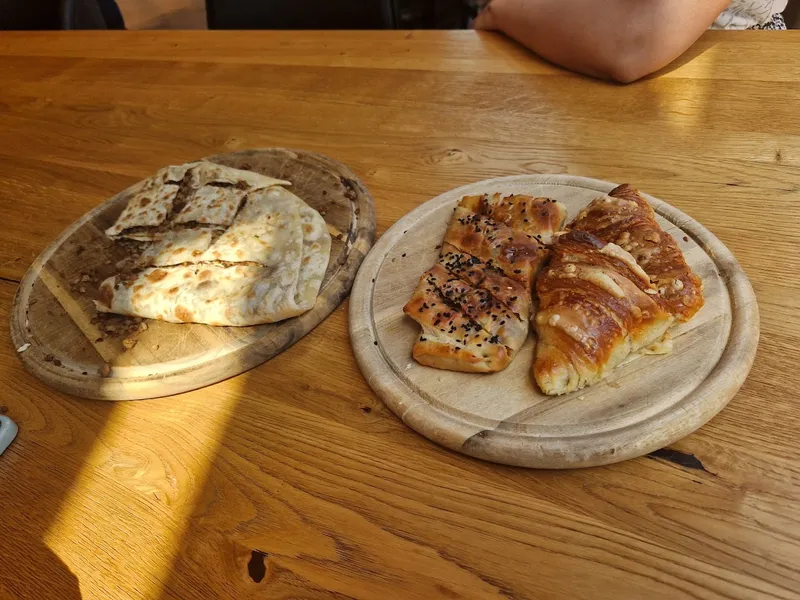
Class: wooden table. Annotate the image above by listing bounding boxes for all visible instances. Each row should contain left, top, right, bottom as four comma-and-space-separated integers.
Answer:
1, 30, 799, 600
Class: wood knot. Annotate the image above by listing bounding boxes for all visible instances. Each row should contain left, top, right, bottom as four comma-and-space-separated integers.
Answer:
247, 550, 269, 583
429, 148, 471, 166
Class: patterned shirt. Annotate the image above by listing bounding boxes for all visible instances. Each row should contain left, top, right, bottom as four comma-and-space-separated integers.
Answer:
709, 0, 787, 30
397, 0, 788, 31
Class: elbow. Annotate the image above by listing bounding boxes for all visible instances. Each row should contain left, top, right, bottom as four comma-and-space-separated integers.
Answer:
597, 26, 661, 84
604, 54, 657, 84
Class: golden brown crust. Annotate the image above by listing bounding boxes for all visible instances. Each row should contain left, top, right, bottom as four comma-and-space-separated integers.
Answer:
569, 184, 704, 322
403, 270, 512, 373
425, 264, 528, 353
533, 231, 674, 395
412, 340, 510, 373
444, 207, 546, 290
459, 194, 567, 243
438, 243, 531, 322
404, 195, 557, 373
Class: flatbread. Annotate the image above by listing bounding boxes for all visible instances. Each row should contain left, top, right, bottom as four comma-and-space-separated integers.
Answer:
137, 229, 215, 267
201, 187, 302, 266
105, 182, 180, 237
295, 202, 332, 309
97, 166, 332, 326
189, 162, 289, 189
174, 186, 250, 226
97, 263, 310, 326
105, 161, 290, 239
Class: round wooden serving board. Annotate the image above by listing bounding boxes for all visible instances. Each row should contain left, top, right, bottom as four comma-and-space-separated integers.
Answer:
11, 148, 375, 401
350, 175, 758, 468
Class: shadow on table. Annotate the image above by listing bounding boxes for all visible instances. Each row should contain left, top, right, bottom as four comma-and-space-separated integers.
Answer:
0, 398, 115, 600
0, 281, 120, 599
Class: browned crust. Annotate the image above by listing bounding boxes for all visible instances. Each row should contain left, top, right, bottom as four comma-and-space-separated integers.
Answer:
424, 264, 528, 353
412, 340, 510, 373
569, 184, 704, 321
438, 243, 531, 322
533, 230, 675, 394
404, 195, 558, 373
403, 269, 511, 373
459, 193, 567, 240
444, 206, 546, 290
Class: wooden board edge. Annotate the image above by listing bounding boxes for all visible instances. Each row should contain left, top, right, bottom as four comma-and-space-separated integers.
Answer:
349, 175, 759, 468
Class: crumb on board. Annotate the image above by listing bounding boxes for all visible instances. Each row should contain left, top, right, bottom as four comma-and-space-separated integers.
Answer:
122, 338, 138, 351
100, 363, 111, 377
16, 343, 30, 353
44, 354, 62, 367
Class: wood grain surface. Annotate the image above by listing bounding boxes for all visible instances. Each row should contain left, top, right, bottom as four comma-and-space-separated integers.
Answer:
350, 175, 758, 468
9, 148, 375, 400
1, 30, 799, 600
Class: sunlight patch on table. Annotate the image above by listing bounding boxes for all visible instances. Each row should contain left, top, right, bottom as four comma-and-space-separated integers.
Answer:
43, 380, 242, 599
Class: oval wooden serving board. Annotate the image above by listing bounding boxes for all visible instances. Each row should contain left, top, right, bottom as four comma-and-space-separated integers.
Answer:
11, 148, 375, 401
350, 175, 758, 468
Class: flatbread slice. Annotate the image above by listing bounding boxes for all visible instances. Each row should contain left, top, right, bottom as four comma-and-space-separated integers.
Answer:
138, 229, 215, 267
189, 162, 289, 189
105, 182, 180, 238
105, 161, 290, 240
295, 202, 332, 309
201, 187, 303, 266
174, 186, 250, 226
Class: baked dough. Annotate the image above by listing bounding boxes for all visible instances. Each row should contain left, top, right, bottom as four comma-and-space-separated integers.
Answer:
533, 184, 703, 395
96, 163, 330, 326
404, 194, 566, 373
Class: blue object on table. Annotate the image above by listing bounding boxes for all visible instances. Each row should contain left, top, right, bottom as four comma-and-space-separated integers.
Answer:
0, 415, 18, 455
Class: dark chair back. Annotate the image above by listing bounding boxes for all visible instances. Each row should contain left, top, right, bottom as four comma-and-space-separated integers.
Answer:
207, 0, 395, 29
0, 0, 123, 30
205, 0, 472, 29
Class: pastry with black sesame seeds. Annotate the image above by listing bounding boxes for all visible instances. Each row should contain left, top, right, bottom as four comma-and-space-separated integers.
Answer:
458, 193, 567, 243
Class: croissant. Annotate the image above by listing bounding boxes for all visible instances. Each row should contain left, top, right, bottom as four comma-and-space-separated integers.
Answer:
533, 184, 704, 395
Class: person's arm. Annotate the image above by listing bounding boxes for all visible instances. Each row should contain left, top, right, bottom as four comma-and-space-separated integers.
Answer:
473, 0, 729, 83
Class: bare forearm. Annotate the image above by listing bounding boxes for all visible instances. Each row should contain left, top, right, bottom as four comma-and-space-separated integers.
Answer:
475, 0, 728, 82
